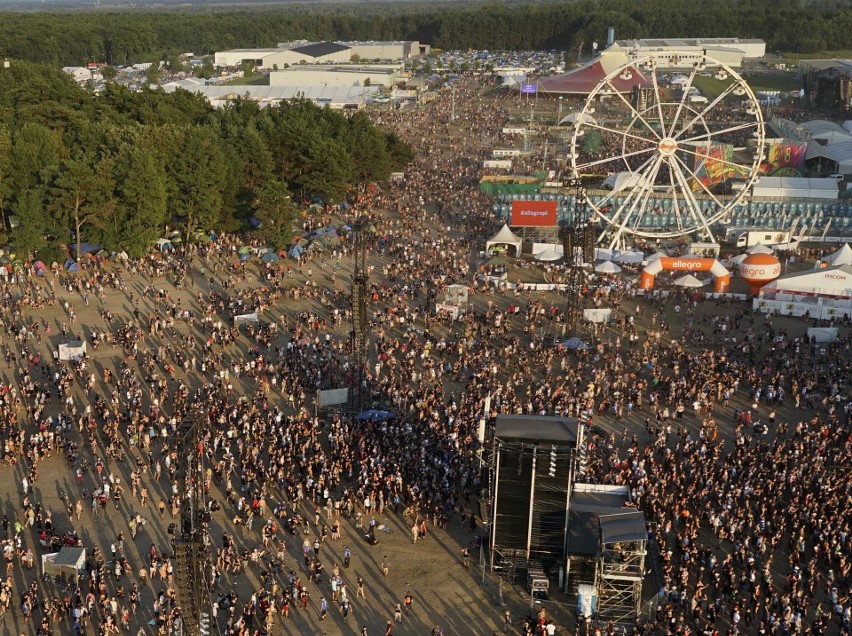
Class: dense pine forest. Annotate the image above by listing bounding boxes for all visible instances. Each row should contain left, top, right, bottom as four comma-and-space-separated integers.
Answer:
0, 0, 849, 67
0, 62, 412, 261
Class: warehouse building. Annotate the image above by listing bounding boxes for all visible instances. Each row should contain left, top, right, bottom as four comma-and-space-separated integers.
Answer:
269, 64, 403, 88
215, 40, 427, 70
605, 38, 766, 69
161, 81, 371, 110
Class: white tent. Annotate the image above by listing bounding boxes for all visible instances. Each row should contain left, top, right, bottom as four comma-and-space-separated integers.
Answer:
746, 243, 775, 255
234, 313, 260, 324
594, 261, 622, 273
559, 112, 597, 126
42, 547, 86, 583
583, 308, 612, 323
58, 341, 86, 362
672, 273, 705, 288
601, 171, 652, 193
759, 264, 852, 299
752, 176, 838, 200
817, 243, 852, 268
535, 247, 563, 261
486, 224, 523, 255
611, 250, 644, 264
807, 327, 838, 343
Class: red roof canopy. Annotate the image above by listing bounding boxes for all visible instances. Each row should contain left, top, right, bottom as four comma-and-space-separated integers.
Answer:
538, 59, 651, 95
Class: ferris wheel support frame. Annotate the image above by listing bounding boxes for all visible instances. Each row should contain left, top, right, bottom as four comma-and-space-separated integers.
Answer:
569, 54, 766, 250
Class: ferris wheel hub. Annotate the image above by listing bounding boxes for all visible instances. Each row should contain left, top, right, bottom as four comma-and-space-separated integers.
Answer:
657, 138, 679, 157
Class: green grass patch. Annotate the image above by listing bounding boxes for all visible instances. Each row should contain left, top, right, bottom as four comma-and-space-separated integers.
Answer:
691, 74, 801, 100
220, 75, 270, 86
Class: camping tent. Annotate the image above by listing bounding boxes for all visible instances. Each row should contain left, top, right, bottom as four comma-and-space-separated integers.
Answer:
154, 239, 173, 253
288, 244, 305, 259
41, 547, 86, 583
33, 261, 47, 277
63, 259, 79, 272
261, 252, 280, 263
817, 243, 852, 268
486, 224, 523, 255
58, 341, 86, 362
233, 313, 260, 324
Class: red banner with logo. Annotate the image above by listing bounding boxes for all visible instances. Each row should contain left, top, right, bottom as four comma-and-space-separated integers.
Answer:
511, 200, 557, 227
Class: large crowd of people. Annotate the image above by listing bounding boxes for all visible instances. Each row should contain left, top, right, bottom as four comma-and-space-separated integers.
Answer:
0, 73, 847, 636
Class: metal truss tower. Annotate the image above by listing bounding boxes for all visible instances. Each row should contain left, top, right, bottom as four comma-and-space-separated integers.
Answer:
173, 417, 215, 636
350, 216, 370, 412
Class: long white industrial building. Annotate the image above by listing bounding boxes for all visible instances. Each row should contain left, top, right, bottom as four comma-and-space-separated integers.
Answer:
215, 40, 428, 69
269, 64, 403, 88
604, 38, 766, 69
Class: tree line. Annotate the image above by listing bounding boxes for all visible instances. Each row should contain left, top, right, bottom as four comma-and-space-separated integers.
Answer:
0, 0, 848, 68
0, 61, 413, 262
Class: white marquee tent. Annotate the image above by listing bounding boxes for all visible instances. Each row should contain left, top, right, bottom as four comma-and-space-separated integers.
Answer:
817, 243, 852, 268
602, 171, 652, 193
755, 264, 852, 319
486, 224, 523, 255
759, 264, 852, 299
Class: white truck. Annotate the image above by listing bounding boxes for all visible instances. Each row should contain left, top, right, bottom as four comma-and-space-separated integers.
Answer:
734, 230, 792, 248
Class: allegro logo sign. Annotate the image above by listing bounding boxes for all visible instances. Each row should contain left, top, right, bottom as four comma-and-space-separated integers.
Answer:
510, 200, 558, 226
670, 260, 704, 270
741, 264, 781, 278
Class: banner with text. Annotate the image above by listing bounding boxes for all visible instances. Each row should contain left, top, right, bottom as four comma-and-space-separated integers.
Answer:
511, 200, 558, 227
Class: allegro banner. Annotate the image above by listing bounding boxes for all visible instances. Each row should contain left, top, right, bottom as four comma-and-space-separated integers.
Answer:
511, 200, 558, 227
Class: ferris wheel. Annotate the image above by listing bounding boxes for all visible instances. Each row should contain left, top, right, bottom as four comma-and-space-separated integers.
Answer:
568, 54, 766, 249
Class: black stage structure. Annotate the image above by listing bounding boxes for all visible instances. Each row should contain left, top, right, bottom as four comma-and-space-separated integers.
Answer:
489, 414, 581, 582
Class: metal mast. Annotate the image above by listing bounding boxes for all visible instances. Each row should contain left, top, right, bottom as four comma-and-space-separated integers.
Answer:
173, 417, 215, 636
350, 215, 370, 412
560, 178, 589, 332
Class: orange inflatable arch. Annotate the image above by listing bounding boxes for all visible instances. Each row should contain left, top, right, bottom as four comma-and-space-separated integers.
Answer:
640, 257, 731, 293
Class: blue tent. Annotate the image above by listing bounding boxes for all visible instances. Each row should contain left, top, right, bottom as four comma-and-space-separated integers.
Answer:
559, 337, 590, 350
64, 259, 79, 272
76, 242, 102, 255
238, 253, 250, 262
356, 410, 397, 422
248, 216, 262, 229
261, 252, 280, 262
288, 244, 305, 259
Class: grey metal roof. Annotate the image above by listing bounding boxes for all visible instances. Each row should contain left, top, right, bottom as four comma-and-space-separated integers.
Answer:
495, 414, 579, 445
599, 511, 646, 545
291, 42, 351, 58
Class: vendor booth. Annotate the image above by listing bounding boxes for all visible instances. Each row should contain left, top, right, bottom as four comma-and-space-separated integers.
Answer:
58, 341, 86, 362
486, 224, 523, 256
754, 264, 852, 319
42, 547, 86, 584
